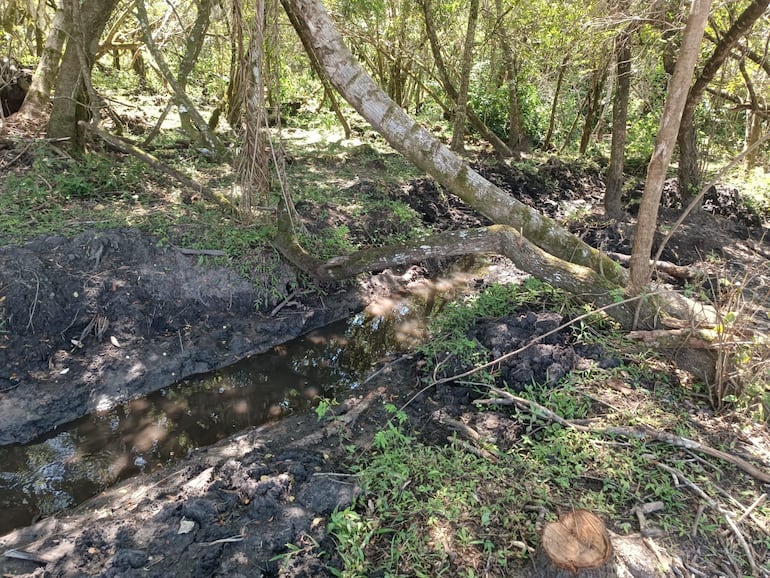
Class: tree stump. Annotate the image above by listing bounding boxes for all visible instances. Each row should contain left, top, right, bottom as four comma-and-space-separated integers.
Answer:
534, 510, 616, 578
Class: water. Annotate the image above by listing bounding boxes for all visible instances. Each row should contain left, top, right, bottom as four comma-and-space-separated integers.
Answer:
0, 300, 427, 536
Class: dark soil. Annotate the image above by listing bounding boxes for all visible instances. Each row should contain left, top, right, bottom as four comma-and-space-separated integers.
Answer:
0, 229, 379, 445
1, 155, 769, 577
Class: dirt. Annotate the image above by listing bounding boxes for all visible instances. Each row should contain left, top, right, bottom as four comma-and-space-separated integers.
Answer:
1, 155, 769, 577
0, 229, 388, 446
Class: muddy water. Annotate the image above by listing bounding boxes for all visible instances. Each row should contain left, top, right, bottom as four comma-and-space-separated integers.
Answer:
0, 300, 427, 536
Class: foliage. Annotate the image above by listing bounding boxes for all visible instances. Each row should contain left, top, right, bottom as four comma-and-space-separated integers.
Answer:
468, 67, 544, 145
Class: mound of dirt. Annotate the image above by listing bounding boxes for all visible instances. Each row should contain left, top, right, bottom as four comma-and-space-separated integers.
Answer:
0, 382, 398, 577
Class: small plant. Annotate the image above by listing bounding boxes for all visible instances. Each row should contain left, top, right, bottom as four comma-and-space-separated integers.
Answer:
315, 397, 337, 421
417, 279, 570, 379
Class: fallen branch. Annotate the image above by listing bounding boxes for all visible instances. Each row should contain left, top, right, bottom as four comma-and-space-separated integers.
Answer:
608, 252, 698, 281
627, 328, 721, 349
475, 386, 770, 484
78, 121, 233, 211
646, 456, 759, 577
174, 246, 227, 257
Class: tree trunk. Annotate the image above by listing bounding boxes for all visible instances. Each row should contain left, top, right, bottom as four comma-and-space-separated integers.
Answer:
739, 58, 764, 173
578, 66, 608, 155
543, 56, 569, 151
420, 0, 513, 158
534, 510, 615, 578
628, 0, 712, 295
278, 0, 728, 350
450, 0, 479, 153
135, 0, 223, 159
47, 0, 120, 153
495, 0, 527, 156
605, 27, 633, 219
676, 0, 770, 202
744, 110, 763, 172
234, 0, 270, 222
282, 1, 351, 138
282, 0, 627, 289
19, 0, 69, 119
177, 0, 213, 143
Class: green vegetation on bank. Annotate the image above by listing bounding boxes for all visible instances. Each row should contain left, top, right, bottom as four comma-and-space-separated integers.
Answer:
315, 281, 770, 577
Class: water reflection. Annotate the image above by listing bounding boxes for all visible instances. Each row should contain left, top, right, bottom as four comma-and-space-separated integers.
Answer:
0, 300, 424, 535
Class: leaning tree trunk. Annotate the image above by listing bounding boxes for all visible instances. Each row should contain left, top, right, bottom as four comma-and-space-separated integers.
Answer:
135, 0, 223, 159
278, 0, 728, 383
19, 0, 69, 119
628, 0, 712, 295
176, 0, 214, 145
279, 0, 730, 379
281, 0, 627, 290
47, 0, 120, 153
676, 0, 770, 203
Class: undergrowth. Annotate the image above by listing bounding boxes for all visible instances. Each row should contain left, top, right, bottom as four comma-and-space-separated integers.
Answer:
323, 280, 770, 577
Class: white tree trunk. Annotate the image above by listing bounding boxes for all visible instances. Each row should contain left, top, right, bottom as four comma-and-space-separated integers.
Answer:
280, 0, 628, 288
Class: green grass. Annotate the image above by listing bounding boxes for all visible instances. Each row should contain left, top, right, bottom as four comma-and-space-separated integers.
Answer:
321, 279, 769, 576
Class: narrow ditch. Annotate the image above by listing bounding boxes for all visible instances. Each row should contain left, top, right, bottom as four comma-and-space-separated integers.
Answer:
0, 302, 425, 536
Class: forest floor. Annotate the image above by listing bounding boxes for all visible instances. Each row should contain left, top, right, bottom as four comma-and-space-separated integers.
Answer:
1, 124, 769, 577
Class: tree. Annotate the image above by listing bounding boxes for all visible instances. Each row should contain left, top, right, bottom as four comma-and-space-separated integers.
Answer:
605, 21, 635, 219
277, 0, 731, 350
449, 0, 479, 153
135, 0, 223, 158
47, 0, 121, 153
420, 0, 514, 157
627, 0, 712, 294
18, 0, 68, 119
676, 0, 770, 201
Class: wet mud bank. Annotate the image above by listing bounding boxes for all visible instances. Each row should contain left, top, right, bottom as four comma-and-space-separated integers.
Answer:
0, 229, 415, 446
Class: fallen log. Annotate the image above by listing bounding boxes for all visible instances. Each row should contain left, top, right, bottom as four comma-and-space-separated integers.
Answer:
317, 225, 717, 333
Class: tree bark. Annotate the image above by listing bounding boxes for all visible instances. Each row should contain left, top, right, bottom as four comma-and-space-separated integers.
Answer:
628, 0, 712, 295
47, 0, 120, 153
450, 0, 479, 153
495, 0, 527, 156
543, 56, 569, 151
578, 66, 608, 155
19, 0, 69, 119
676, 0, 770, 201
739, 58, 764, 172
320, 225, 638, 326
176, 0, 213, 143
605, 26, 634, 219
281, 0, 627, 289
135, 0, 223, 159
282, 1, 351, 138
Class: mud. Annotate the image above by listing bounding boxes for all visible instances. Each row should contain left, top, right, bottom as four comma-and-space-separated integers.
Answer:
0, 228, 391, 445
0, 156, 768, 577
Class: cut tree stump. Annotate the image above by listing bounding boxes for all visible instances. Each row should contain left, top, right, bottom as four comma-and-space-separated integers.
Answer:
534, 510, 616, 578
